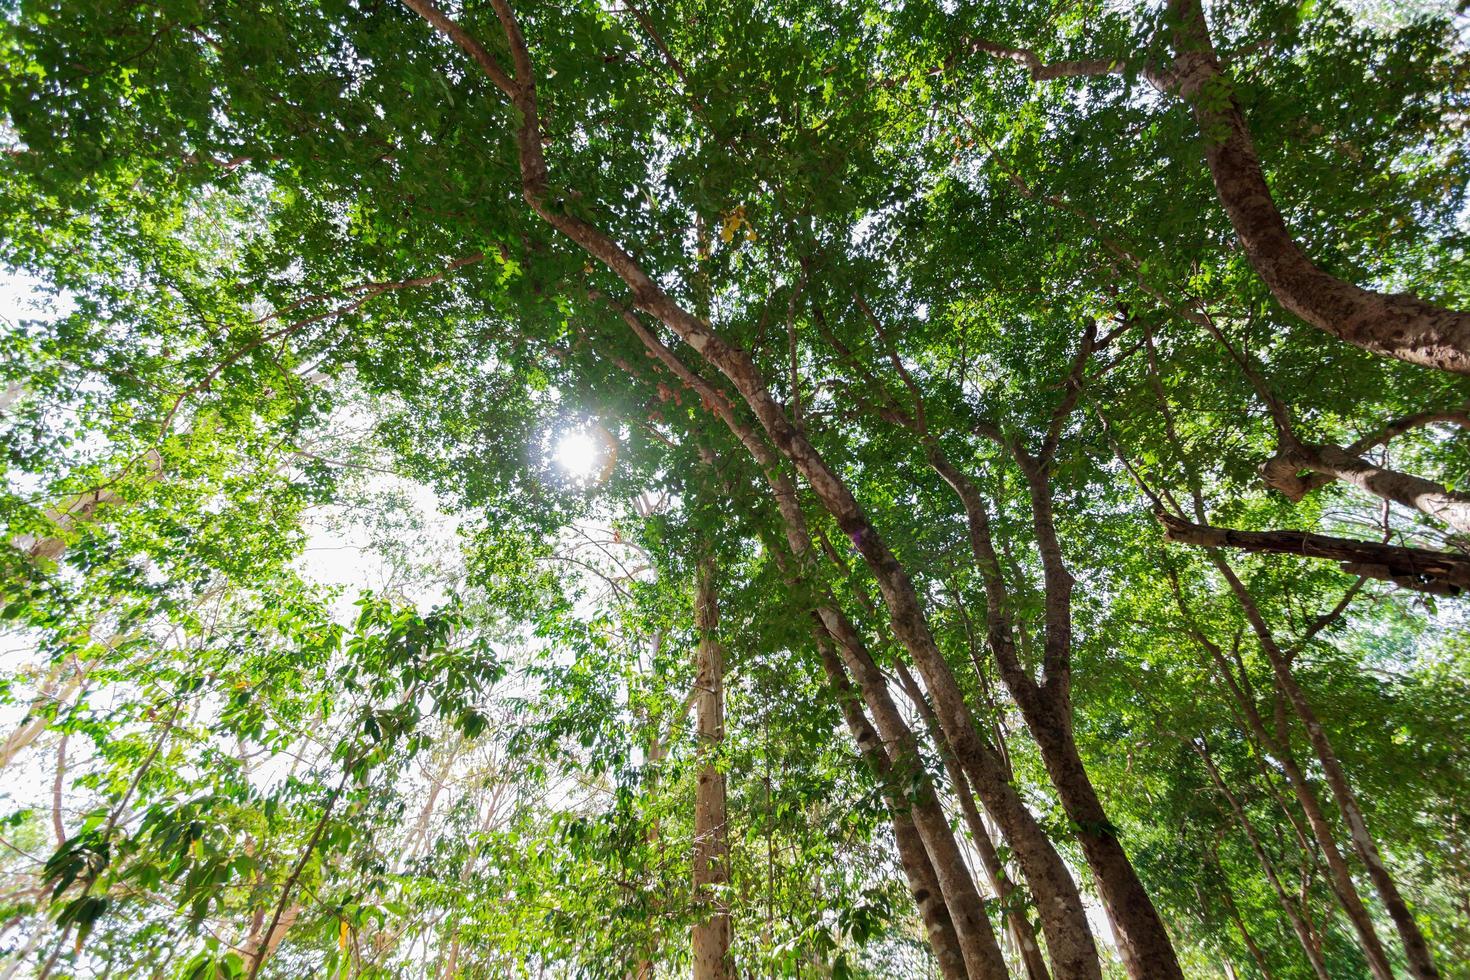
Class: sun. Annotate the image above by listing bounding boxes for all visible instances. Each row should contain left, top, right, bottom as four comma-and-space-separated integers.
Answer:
554, 429, 600, 480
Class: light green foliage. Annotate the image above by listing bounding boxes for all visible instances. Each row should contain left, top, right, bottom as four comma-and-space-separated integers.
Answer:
0, 0, 1467, 976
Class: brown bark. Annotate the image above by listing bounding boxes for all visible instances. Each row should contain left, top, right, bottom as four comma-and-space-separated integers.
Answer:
692, 553, 734, 980
895, 663, 1051, 980
816, 638, 972, 980
1261, 443, 1470, 533
920, 426, 1181, 978
607, 303, 1081, 977
1261, 410, 1470, 505
816, 614, 1010, 980
1196, 742, 1331, 980
1158, 512, 1470, 596
604, 309, 1099, 978
1214, 561, 1441, 980
1161, 0, 1470, 373
971, 3, 1470, 373
832, 301, 1177, 977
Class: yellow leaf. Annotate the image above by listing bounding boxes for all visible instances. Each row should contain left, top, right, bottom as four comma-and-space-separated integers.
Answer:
339, 919, 349, 951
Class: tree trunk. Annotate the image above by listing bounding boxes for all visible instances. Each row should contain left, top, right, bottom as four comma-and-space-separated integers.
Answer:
692, 553, 734, 980
816, 614, 1010, 980
1197, 743, 1331, 980
1215, 561, 1440, 980
817, 638, 971, 980
1178, 607, 1396, 980
929, 445, 1181, 979
401, 15, 1096, 966
1162, 0, 1470, 373
895, 663, 1051, 980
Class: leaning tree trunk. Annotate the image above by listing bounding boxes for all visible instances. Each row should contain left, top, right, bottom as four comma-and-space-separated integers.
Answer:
895, 663, 1052, 980
1196, 742, 1333, 980
1179, 605, 1396, 980
1215, 561, 1440, 980
1163, 0, 1470, 373
927, 442, 1183, 980
815, 611, 1010, 980
816, 637, 972, 980
692, 553, 734, 980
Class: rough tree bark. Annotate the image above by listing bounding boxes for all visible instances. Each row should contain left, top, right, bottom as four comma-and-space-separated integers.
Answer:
1261, 443, 1470, 534
692, 552, 734, 980
1171, 579, 1397, 980
815, 611, 1010, 980
1160, 0, 1470, 373
827, 305, 1179, 979
973, 0, 1470, 373
604, 303, 1100, 978
399, 7, 1101, 975
1158, 512, 1470, 596
1196, 741, 1332, 980
928, 437, 1182, 980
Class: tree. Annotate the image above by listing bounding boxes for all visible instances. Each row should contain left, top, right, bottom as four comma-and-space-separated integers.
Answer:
2, 0, 1468, 976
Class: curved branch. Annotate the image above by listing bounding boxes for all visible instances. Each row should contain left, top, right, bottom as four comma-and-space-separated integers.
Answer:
1157, 512, 1470, 595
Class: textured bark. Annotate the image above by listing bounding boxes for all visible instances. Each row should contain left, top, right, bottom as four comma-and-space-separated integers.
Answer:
1162, 0, 1470, 373
895, 663, 1052, 980
1215, 562, 1441, 980
928, 443, 1183, 980
817, 615, 1010, 980
1159, 512, 1470, 596
1260, 409, 1470, 505
1262, 443, 1470, 533
692, 553, 734, 980
610, 306, 1082, 978
970, 3, 1470, 371
607, 309, 1099, 978
817, 639, 972, 980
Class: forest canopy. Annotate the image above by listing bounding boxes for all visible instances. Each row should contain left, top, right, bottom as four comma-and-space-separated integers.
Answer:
0, 0, 1468, 977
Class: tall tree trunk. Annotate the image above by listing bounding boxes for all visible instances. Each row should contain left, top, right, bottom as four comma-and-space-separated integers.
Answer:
389, 12, 1097, 966
927, 443, 1182, 980
894, 663, 1051, 980
1173, 589, 1396, 980
1162, 0, 1470, 373
815, 614, 1010, 980
1196, 742, 1332, 980
816, 638, 971, 980
1214, 561, 1441, 980
692, 553, 734, 980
